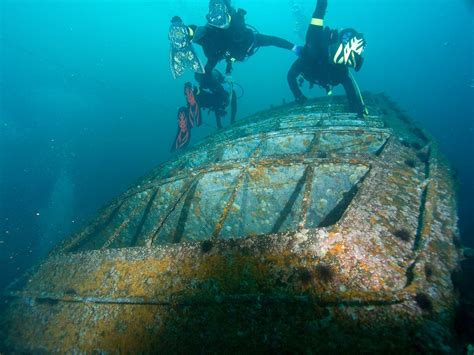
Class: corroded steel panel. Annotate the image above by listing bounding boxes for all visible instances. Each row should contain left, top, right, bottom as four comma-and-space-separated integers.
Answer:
0, 94, 461, 352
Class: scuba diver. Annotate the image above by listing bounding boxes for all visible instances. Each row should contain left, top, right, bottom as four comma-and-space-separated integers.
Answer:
287, 0, 368, 117
172, 70, 237, 151
169, 0, 300, 102
195, 69, 237, 129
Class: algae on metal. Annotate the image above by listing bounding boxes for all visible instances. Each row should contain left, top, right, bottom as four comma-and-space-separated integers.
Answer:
0, 94, 462, 352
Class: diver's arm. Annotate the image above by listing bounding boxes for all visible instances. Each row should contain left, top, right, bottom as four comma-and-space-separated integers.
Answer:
287, 59, 306, 101
254, 34, 294, 50
306, 0, 328, 45
314, 0, 328, 20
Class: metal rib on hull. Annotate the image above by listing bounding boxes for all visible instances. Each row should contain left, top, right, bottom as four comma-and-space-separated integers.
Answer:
0, 94, 461, 352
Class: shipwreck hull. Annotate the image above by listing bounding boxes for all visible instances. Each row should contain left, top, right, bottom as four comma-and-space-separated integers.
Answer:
0, 94, 461, 352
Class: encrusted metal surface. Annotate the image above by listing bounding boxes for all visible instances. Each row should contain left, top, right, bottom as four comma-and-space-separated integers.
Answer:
0, 94, 462, 352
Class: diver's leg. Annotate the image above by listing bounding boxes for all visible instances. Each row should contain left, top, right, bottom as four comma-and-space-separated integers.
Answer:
216, 113, 223, 129
306, 0, 327, 45
254, 34, 294, 50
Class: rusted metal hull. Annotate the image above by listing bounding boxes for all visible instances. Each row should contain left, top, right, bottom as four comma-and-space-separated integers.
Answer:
0, 94, 461, 352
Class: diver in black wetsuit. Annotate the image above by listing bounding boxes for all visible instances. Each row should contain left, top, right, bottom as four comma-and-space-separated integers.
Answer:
171, 70, 237, 151
193, 70, 237, 129
193, 0, 297, 93
287, 0, 368, 117
170, 0, 298, 104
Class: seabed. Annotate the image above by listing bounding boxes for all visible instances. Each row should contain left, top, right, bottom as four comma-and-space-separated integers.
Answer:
0, 94, 463, 352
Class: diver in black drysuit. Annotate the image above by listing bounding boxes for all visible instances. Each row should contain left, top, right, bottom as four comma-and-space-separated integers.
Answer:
195, 70, 237, 128
171, 72, 237, 151
287, 0, 367, 117
191, 0, 297, 105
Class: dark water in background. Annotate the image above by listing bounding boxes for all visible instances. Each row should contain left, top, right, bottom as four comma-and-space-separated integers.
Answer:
0, 0, 472, 292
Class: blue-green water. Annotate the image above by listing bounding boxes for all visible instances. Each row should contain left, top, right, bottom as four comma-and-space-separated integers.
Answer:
0, 0, 472, 294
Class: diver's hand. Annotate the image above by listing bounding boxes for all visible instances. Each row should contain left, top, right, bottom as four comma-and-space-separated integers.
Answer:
358, 106, 369, 119
357, 106, 369, 119
292, 45, 303, 57
224, 75, 233, 83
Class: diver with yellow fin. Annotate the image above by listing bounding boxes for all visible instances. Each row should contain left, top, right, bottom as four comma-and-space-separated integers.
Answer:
287, 0, 368, 117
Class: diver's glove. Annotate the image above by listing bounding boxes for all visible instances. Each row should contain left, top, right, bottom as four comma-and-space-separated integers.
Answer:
362, 106, 369, 118
292, 45, 303, 57
357, 106, 369, 119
